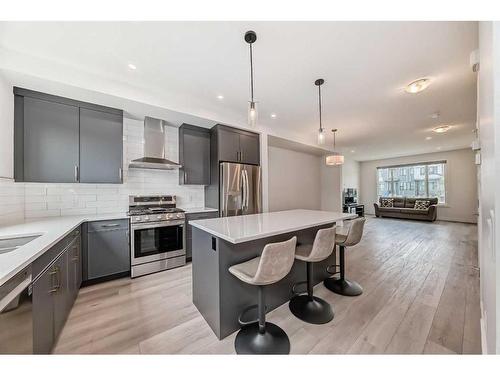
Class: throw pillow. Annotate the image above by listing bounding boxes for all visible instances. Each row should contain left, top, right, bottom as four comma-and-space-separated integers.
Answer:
380, 198, 394, 208
414, 199, 431, 210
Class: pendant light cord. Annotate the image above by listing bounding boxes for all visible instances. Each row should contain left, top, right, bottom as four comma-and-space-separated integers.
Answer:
250, 43, 254, 102
318, 84, 323, 132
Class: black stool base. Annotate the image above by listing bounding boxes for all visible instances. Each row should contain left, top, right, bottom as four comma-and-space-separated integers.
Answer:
324, 277, 363, 296
289, 295, 334, 324
234, 322, 290, 354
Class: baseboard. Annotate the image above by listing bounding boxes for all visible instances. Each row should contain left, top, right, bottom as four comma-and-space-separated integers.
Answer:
436, 216, 478, 224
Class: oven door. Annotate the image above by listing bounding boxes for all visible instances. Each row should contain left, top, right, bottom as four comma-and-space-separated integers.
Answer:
130, 220, 185, 266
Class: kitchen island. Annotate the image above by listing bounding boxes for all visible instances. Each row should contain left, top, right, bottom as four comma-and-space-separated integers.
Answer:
189, 209, 356, 339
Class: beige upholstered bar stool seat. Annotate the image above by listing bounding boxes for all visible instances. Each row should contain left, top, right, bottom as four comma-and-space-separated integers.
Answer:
228, 236, 297, 354
324, 217, 366, 296
288, 226, 336, 324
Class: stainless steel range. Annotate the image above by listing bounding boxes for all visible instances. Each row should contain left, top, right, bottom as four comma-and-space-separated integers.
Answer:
128, 195, 186, 278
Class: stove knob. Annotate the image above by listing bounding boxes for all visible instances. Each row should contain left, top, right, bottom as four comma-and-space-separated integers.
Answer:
143, 216, 149, 221
134, 217, 141, 221
157, 215, 162, 220
176, 213, 183, 219
167, 214, 173, 219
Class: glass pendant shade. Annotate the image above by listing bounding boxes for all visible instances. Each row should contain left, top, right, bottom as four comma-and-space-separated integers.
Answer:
317, 128, 325, 145
248, 101, 258, 127
326, 153, 344, 166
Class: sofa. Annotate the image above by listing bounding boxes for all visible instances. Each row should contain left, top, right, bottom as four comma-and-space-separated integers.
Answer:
374, 197, 438, 222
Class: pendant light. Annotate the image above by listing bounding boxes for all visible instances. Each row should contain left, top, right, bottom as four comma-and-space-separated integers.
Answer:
245, 31, 258, 127
315, 79, 326, 144
326, 129, 344, 166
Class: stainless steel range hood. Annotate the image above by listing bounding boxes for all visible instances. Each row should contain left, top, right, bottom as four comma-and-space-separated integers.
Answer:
129, 117, 181, 170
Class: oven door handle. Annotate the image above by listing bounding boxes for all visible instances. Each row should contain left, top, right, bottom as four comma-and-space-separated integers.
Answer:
131, 221, 185, 230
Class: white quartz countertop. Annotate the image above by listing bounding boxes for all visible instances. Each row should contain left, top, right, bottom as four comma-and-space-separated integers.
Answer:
189, 209, 357, 244
0, 213, 129, 287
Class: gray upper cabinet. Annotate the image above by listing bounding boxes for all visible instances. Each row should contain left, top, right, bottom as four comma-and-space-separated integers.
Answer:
214, 125, 260, 165
239, 132, 260, 165
217, 126, 241, 163
14, 87, 123, 184
21, 97, 80, 183
179, 124, 210, 185
80, 108, 123, 183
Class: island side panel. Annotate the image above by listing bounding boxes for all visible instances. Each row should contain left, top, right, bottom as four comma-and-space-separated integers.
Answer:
217, 224, 336, 339
192, 226, 221, 338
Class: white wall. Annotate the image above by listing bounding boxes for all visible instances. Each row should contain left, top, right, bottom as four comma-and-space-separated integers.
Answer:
360, 148, 478, 223
268, 146, 321, 212
0, 71, 14, 179
477, 21, 500, 354
320, 162, 342, 211
0, 71, 24, 225
342, 156, 361, 198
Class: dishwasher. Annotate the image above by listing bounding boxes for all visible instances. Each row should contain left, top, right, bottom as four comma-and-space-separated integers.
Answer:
0, 266, 33, 354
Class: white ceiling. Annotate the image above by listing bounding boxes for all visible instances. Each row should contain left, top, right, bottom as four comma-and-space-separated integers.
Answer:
0, 21, 478, 160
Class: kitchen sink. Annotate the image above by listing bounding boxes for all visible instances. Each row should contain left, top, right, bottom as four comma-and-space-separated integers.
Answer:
0, 235, 41, 255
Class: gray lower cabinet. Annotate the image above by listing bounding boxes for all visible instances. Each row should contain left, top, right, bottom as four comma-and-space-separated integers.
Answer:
32, 263, 57, 354
32, 229, 81, 354
79, 108, 123, 183
179, 124, 211, 185
20, 96, 80, 183
67, 236, 82, 302
85, 219, 130, 281
185, 211, 218, 261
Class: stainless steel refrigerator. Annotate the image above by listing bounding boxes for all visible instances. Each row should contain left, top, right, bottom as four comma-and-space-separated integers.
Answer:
219, 162, 262, 217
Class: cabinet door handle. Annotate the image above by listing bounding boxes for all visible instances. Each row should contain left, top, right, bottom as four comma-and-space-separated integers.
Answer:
119, 168, 123, 182
74, 165, 79, 182
101, 223, 120, 228
184, 170, 188, 184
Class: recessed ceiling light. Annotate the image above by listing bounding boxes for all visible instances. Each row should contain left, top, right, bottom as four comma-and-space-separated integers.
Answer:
436, 146, 442, 150
425, 136, 432, 140
433, 125, 452, 133
216, 95, 224, 100
270, 113, 277, 118
405, 78, 431, 94
127, 63, 137, 70
350, 150, 355, 153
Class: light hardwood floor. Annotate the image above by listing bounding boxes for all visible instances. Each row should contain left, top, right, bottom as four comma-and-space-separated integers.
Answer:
54, 217, 481, 354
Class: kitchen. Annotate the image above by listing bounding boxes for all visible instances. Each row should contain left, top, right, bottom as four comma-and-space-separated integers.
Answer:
0, 15, 490, 368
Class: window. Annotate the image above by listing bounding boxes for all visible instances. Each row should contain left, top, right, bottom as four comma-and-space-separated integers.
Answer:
377, 161, 446, 203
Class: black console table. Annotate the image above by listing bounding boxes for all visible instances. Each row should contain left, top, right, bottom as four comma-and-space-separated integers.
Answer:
343, 204, 364, 217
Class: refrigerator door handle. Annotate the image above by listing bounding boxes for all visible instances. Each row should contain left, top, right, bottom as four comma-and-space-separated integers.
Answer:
244, 169, 250, 210
241, 169, 247, 212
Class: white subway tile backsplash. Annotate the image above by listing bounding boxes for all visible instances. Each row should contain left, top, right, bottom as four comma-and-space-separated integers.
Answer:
0, 118, 205, 224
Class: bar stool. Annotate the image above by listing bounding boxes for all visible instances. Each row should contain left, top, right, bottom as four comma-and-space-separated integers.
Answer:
228, 236, 297, 354
324, 217, 366, 296
289, 227, 336, 324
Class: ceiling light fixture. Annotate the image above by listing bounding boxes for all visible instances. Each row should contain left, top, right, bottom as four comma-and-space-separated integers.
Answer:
127, 63, 137, 70
245, 31, 258, 127
425, 136, 432, 140
315, 78, 326, 145
433, 125, 451, 133
270, 113, 277, 118
326, 129, 344, 166
217, 95, 224, 100
405, 78, 431, 94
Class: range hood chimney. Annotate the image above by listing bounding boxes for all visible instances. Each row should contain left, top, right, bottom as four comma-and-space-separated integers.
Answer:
129, 117, 181, 170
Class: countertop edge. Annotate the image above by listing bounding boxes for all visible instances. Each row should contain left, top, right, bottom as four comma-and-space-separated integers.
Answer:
0, 215, 130, 287
190, 213, 357, 244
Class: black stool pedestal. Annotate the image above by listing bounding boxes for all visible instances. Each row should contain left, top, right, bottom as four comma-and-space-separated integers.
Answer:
235, 322, 290, 354
289, 262, 334, 325
235, 285, 290, 354
324, 245, 363, 297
